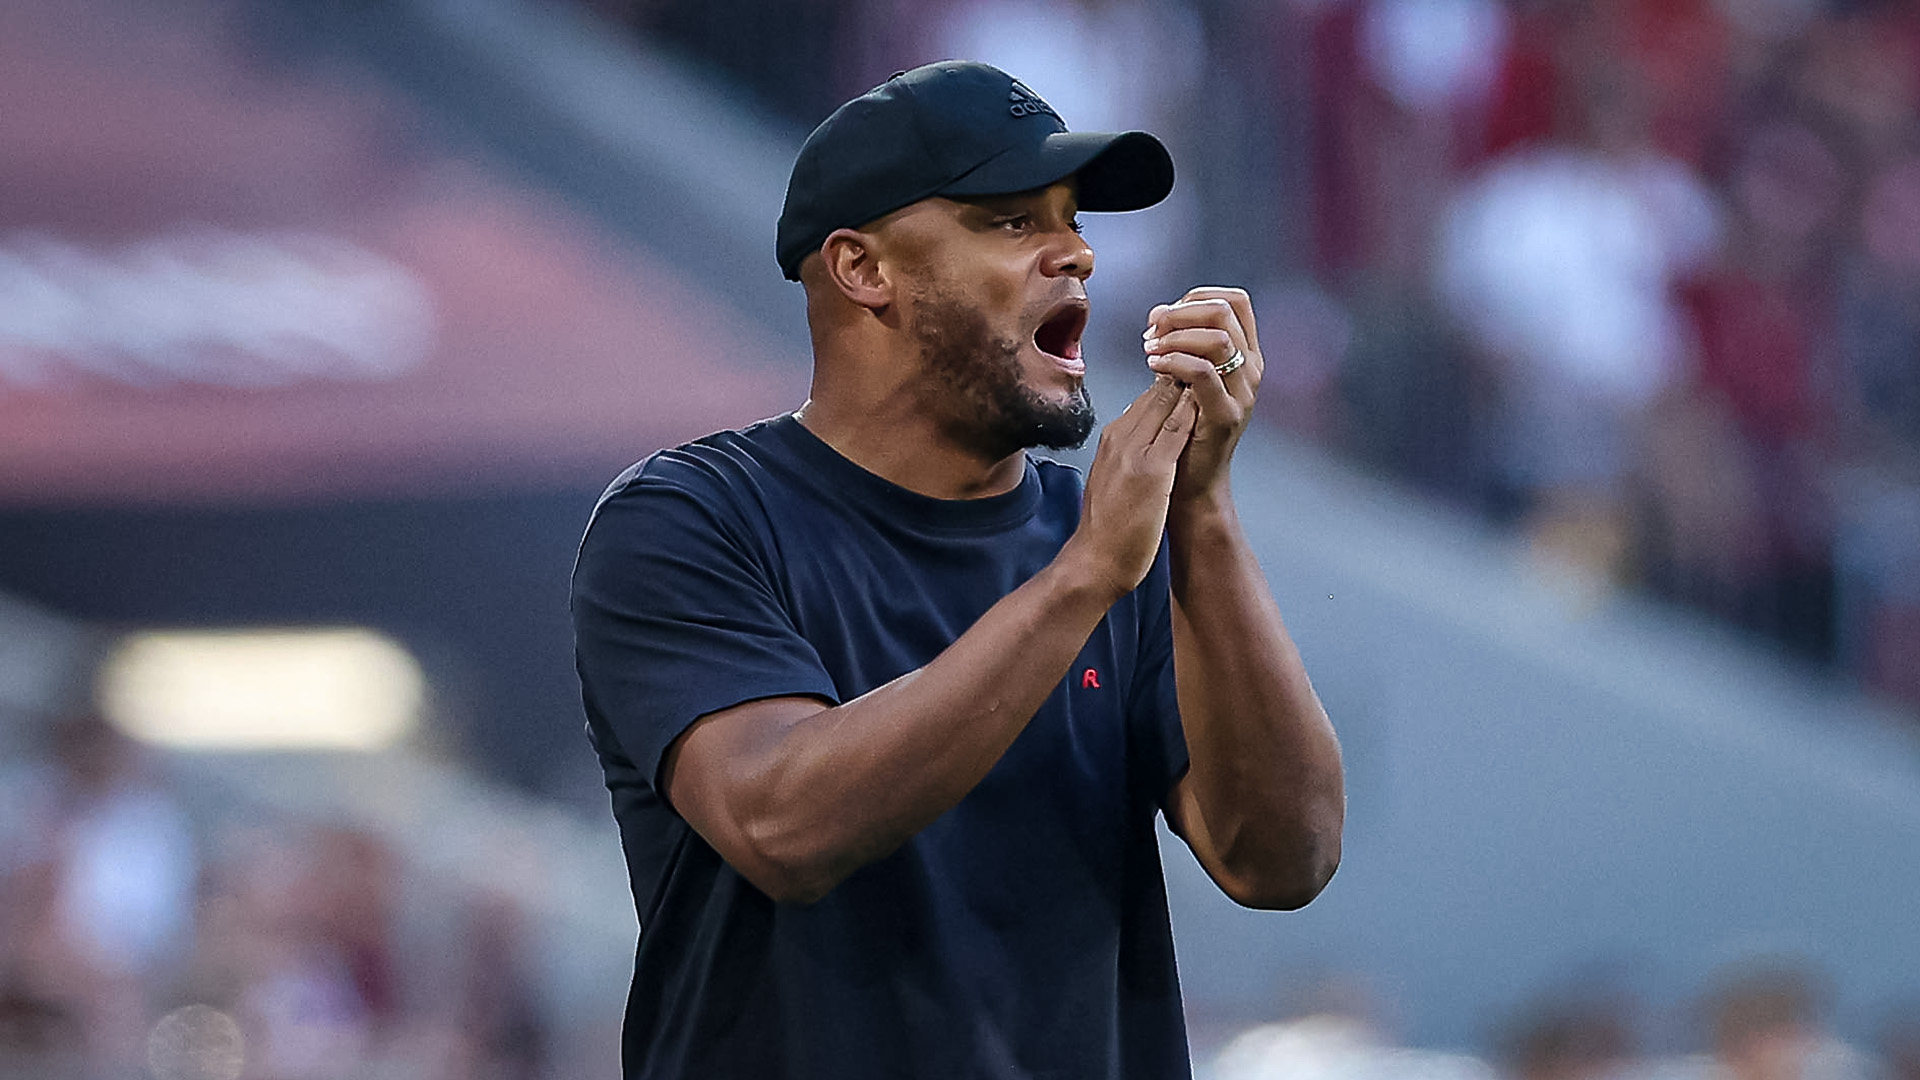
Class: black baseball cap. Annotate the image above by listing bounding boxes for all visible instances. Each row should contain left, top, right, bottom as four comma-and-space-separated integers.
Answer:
776, 60, 1175, 281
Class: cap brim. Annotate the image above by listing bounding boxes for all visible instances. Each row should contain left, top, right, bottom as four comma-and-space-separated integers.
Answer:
939, 130, 1173, 212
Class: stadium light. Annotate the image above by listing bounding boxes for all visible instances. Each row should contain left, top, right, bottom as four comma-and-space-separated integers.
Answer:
98, 627, 424, 751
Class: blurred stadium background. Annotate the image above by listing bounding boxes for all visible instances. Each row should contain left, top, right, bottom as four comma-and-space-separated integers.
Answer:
2, 0, 1918, 1077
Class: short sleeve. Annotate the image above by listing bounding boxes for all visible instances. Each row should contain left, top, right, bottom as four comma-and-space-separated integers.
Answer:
1126, 539, 1188, 810
571, 456, 840, 793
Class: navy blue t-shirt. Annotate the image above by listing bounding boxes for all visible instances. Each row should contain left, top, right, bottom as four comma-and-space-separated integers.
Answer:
570, 414, 1193, 1079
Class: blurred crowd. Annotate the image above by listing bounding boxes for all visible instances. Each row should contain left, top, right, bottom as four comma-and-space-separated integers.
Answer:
1208, 960, 1920, 1080
0, 713, 554, 1080
5, 716, 1910, 1080
601, 0, 1920, 719
1284, 0, 1920, 718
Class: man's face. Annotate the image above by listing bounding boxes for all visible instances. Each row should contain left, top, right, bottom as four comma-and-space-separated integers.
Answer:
888, 181, 1097, 458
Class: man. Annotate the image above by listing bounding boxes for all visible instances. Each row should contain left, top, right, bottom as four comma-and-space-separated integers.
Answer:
571, 60, 1344, 1079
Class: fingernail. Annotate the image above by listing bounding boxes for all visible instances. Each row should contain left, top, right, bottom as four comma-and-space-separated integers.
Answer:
1142, 324, 1156, 339
1142, 336, 1161, 352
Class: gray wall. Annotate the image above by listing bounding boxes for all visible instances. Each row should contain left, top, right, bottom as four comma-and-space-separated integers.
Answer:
1139, 402, 1920, 1053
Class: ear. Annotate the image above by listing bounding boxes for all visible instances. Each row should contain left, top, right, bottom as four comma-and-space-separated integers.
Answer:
819, 228, 892, 312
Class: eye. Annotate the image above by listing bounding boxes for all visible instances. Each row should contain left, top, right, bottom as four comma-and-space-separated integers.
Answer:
1068, 218, 1084, 235
995, 214, 1032, 233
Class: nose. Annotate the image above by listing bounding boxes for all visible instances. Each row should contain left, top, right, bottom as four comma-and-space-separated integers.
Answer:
1043, 227, 1094, 281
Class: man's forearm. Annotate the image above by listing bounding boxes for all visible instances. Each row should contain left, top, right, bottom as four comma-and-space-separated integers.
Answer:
1165, 496, 1345, 909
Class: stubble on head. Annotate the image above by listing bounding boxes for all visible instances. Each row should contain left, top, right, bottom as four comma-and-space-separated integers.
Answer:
904, 278, 1096, 460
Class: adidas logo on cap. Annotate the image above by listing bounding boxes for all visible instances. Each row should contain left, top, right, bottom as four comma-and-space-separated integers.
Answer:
1007, 79, 1060, 121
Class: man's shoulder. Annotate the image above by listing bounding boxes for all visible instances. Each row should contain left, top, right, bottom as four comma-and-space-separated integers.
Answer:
594, 415, 796, 508
577, 417, 804, 564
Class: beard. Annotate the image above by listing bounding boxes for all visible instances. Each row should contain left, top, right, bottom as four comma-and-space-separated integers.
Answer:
906, 284, 1096, 459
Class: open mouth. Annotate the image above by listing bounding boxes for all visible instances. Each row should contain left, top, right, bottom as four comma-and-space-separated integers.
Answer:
1033, 302, 1088, 366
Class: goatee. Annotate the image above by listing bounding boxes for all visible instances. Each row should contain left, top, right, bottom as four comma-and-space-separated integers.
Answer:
908, 286, 1096, 458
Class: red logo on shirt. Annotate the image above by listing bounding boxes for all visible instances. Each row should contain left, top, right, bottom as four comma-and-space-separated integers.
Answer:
1081, 668, 1100, 689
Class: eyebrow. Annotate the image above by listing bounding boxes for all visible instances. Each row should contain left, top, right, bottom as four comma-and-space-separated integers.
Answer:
952, 192, 1082, 218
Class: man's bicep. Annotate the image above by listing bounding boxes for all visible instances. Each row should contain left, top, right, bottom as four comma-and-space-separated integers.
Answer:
1161, 768, 1204, 850
660, 694, 834, 863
